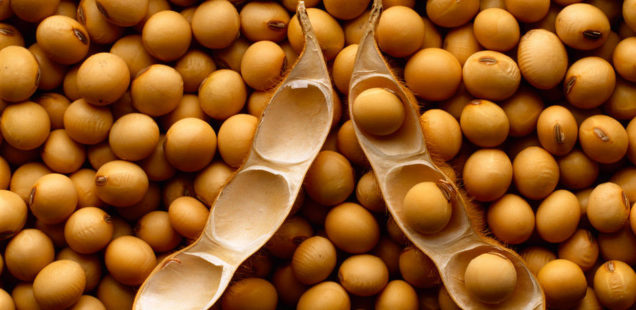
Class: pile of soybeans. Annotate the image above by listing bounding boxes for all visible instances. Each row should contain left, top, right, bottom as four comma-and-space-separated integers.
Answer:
1, 0, 636, 309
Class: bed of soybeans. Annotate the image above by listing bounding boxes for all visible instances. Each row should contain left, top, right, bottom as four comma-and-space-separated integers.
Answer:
1, 0, 636, 309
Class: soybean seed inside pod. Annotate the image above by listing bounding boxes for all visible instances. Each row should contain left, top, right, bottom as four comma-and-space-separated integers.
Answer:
352, 88, 405, 136
464, 252, 518, 304
402, 181, 452, 234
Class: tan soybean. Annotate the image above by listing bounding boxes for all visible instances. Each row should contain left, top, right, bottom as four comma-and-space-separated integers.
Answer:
513, 146, 560, 200
612, 37, 636, 82
10, 0, 59, 23
598, 225, 636, 265
426, 0, 479, 27
36, 15, 90, 65
266, 216, 313, 259
110, 35, 157, 79
297, 282, 350, 310
136, 210, 182, 252
487, 194, 535, 244
579, 115, 628, 164
33, 260, 85, 310
558, 149, 599, 190
217, 114, 258, 168
460, 99, 509, 147
403, 181, 452, 234
4, 229, 55, 281
0, 190, 27, 240
64, 207, 113, 254
221, 278, 278, 310
142, 10, 192, 62
538, 259, 587, 309
336, 120, 369, 167
593, 260, 636, 310
605, 78, 636, 121
0, 46, 39, 103
37, 93, 70, 130
399, 247, 441, 288
504, 0, 550, 23
464, 253, 517, 304
168, 196, 208, 240
292, 236, 337, 285
463, 149, 512, 202
41, 129, 86, 174
536, 189, 581, 243
586, 182, 630, 233
303, 151, 354, 206
240, 40, 286, 91
95, 0, 148, 26
191, 0, 240, 49
420, 109, 462, 161
193, 161, 234, 206
109, 113, 160, 161
175, 50, 216, 93
325, 202, 379, 253
104, 235, 156, 286
442, 23, 481, 66
462, 51, 521, 101
338, 254, 389, 296
199, 69, 247, 120
473, 8, 519, 51
164, 118, 217, 172
405, 48, 462, 101
77, 53, 130, 106
323, 0, 369, 20
131, 64, 184, 116
95, 160, 149, 207
355, 171, 385, 213
536, 105, 578, 156
239, 1, 290, 42
558, 229, 599, 272
64, 98, 113, 145
556, 3, 610, 50
565, 57, 616, 109
501, 88, 544, 137
273, 265, 307, 306
332, 44, 358, 95
30, 173, 78, 224
1, 101, 50, 151
352, 88, 405, 136
56, 247, 103, 291
97, 275, 135, 309
70, 295, 107, 310
517, 29, 569, 90
287, 8, 344, 60
375, 6, 424, 58
77, 0, 124, 45
521, 246, 556, 276
28, 43, 65, 91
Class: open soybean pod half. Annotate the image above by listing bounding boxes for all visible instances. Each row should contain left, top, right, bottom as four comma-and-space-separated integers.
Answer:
347, 1, 545, 309
133, 2, 334, 309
